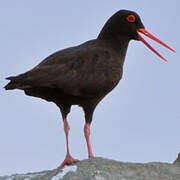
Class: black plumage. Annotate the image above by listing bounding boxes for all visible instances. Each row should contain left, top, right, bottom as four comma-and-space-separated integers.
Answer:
4, 10, 174, 168
5, 10, 143, 121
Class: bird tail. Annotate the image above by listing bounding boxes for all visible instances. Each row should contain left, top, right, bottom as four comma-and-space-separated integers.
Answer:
4, 76, 20, 90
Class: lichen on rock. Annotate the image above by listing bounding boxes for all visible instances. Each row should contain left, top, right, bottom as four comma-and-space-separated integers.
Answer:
1, 155, 180, 180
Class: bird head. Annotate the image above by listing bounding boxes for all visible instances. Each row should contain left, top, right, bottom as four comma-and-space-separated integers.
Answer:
98, 10, 175, 62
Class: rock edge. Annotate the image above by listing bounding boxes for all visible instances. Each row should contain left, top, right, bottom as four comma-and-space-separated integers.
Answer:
1, 156, 180, 180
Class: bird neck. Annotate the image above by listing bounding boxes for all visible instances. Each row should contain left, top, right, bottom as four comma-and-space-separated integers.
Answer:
97, 34, 130, 66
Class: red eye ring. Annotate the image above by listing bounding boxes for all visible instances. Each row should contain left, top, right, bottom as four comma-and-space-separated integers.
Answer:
126, 15, 136, 23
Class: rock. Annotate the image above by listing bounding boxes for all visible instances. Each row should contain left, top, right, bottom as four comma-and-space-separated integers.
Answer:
173, 152, 180, 166
1, 156, 180, 180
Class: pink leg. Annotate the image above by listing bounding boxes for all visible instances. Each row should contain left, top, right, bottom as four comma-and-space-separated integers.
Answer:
84, 123, 94, 158
58, 118, 79, 169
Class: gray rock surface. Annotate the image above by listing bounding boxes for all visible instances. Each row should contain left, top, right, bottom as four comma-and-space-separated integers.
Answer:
1, 156, 180, 180
173, 152, 180, 166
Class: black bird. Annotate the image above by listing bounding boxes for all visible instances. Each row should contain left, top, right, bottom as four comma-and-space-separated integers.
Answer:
4, 10, 175, 168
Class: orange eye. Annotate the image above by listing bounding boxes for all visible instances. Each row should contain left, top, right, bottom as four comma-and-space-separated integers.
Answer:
126, 15, 136, 23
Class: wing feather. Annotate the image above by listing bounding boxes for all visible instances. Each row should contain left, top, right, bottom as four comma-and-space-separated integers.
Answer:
5, 40, 121, 97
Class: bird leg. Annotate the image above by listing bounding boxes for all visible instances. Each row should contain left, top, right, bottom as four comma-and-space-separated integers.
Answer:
84, 122, 94, 158
58, 118, 79, 169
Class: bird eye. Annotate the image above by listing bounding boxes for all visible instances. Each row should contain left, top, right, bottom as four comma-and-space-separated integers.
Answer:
126, 15, 136, 23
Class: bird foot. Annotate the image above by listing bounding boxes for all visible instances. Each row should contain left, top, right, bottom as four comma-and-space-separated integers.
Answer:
89, 153, 94, 159
58, 154, 79, 169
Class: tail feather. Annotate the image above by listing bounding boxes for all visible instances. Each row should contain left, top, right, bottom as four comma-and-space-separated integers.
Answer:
4, 82, 19, 90
4, 76, 20, 90
6, 76, 16, 81
4, 76, 31, 90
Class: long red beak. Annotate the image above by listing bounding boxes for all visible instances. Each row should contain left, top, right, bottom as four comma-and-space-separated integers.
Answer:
137, 28, 176, 62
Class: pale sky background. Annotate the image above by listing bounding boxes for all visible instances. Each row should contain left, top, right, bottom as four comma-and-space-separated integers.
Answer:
0, 0, 179, 176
